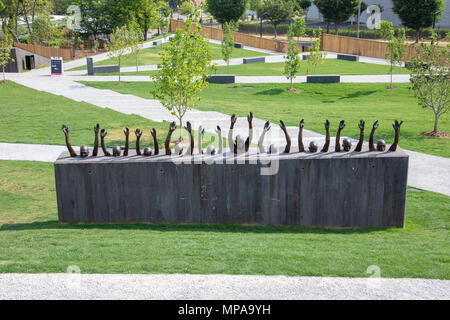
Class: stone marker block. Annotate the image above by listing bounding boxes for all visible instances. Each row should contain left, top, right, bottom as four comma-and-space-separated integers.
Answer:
55, 147, 408, 228
153, 39, 163, 46
234, 43, 244, 49
337, 54, 359, 61
86, 57, 94, 75
206, 74, 235, 84
307, 75, 341, 83
243, 57, 265, 64
93, 65, 120, 74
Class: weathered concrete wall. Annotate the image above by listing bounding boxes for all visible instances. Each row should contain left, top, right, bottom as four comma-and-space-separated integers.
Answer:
243, 57, 266, 64
4, 47, 50, 73
55, 146, 408, 228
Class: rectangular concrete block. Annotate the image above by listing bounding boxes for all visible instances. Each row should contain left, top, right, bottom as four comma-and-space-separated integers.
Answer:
206, 74, 235, 84
93, 65, 120, 74
337, 54, 359, 61
153, 39, 163, 46
55, 147, 408, 228
307, 75, 340, 83
234, 43, 244, 49
86, 57, 94, 75
243, 57, 265, 64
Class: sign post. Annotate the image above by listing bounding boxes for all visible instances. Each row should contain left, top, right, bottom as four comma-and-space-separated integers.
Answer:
51, 57, 63, 76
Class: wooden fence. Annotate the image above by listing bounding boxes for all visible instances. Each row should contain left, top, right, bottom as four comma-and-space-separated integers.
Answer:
13, 42, 74, 60
169, 19, 305, 53
321, 33, 417, 61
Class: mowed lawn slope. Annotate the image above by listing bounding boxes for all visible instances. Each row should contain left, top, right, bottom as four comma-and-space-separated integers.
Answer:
80, 82, 450, 158
0, 160, 448, 278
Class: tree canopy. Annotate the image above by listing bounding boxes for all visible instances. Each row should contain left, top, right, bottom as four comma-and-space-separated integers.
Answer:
206, 0, 248, 24
314, 0, 359, 34
262, 0, 295, 38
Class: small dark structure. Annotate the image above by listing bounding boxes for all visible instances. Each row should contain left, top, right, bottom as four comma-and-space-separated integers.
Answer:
234, 43, 244, 49
337, 54, 359, 61
87, 57, 120, 75
206, 74, 235, 84
306, 75, 340, 83
243, 57, 265, 64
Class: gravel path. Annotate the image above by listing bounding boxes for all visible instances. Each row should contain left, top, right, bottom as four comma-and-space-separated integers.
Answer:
0, 273, 448, 300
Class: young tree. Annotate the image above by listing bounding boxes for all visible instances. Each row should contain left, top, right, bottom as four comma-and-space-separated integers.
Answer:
128, 20, 144, 72
385, 28, 406, 89
0, 33, 14, 83
206, 0, 247, 24
157, 1, 173, 35
30, 14, 64, 47
283, 28, 301, 91
93, 39, 100, 53
392, 0, 445, 43
106, 26, 130, 84
179, 1, 194, 17
221, 21, 237, 73
291, 16, 306, 41
262, 0, 295, 38
307, 28, 326, 73
152, 17, 213, 140
409, 32, 449, 135
376, 20, 393, 40
314, 0, 359, 35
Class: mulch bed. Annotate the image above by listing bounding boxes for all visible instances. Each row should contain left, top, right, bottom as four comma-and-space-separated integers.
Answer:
421, 131, 450, 138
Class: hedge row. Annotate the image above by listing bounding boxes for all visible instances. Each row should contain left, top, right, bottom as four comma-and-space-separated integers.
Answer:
237, 22, 449, 40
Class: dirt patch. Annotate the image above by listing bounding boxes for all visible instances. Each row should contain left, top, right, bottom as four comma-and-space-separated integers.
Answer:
421, 131, 450, 138
115, 82, 125, 86
0, 178, 25, 191
286, 87, 297, 92
386, 87, 397, 90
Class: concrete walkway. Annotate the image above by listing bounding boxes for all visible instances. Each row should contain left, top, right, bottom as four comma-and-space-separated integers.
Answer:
0, 273, 448, 300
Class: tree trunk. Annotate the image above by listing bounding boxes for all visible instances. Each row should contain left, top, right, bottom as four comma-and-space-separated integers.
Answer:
118, 56, 121, 83
260, 18, 263, 38
290, 77, 293, 89
3, 65, 5, 83
136, 55, 139, 73
335, 20, 339, 35
390, 63, 393, 89
179, 117, 183, 141
415, 29, 420, 43
274, 24, 277, 38
433, 113, 440, 133
326, 21, 329, 34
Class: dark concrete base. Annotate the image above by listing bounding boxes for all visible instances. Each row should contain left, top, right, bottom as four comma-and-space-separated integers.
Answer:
307, 75, 341, 83
243, 57, 265, 64
55, 147, 408, 228
87, 57, 94, 75
234, 43, 244, 49
206, 74, 235, 84
93, 65, 120, 74
153, 39, 163, 46
302, 55, 308, 61
337, 54, 359, 61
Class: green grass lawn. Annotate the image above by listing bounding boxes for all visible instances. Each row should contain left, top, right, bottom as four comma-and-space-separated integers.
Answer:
0, 81, 214, 149
80, 82, 450, 158
67, 42, 269, 71
0, 160, 448, 278
97, 59, 408, 77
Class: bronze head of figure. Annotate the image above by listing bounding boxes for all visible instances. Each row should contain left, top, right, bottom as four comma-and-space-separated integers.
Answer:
342, 138, 352, 152
144, 147, 153, 156
80, 146, 90, 157
112, 146, 121, 157
309, 141, 318, 153
377, 139, 386, 151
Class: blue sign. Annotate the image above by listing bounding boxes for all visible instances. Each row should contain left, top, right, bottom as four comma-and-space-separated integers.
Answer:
51, 58, 63, 75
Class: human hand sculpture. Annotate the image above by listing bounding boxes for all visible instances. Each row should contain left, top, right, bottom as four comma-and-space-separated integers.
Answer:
321, 120, 330, 152
355, 120, 365, 152
61, 124, 77, 157
184, 122, 194, 155
151, 128, 159, 155
123, 127, 129, 156
335, 120, 345, 152
215, 125, 223, 154
135, 128, 142, 155
230, 114, 237, 129
369, 120, 379, 152
279, 120, 291, 153
165, 121, 176, 155
298, 119, 305, 152
100, 129, 111, 156
93, 123, 100, 156
258, 121, 271, 153
388, 120, 403, 152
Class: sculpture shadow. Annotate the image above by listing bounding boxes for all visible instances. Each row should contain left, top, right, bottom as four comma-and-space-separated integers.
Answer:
337, 90, 377, 100
254, 88, 284, 96
0, 221, 390, 235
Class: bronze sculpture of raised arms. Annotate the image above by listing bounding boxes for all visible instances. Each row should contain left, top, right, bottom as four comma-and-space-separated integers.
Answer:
355, 120, 365, 152
245, 112, 253, 153
279, 120, 291, 153
368, 120, 379, 152
135, 128, 143, 155
151, 128, 159, 155
298, 119, 305, 152
100, 129, 111, 156
184, 121, 194, 155
258, 121, 271, 153
335, 120, 345, 152
388, 120, 403, 152
165, 121, 176, 155
321, 120, 330, 152
61, 124, 77, 157
215, 126, 223, 154
123, 127, 129, 156
198, 125, 204, 154
93, 123, 100, 156
228, 114, 237, 153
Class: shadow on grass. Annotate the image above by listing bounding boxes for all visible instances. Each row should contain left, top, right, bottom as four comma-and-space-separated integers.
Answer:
0, 220, 391, 235
254, 88, 284, 96
337, 90, 378, 100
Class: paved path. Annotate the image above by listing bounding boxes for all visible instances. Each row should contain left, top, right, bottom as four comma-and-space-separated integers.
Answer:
3, 44, 450, 196
0, 273, 448, 300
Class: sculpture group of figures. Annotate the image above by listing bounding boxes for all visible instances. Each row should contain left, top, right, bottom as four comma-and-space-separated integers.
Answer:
61, 113, 403, 158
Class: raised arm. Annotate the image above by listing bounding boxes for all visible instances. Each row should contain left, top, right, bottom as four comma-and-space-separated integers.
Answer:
354, 120, 365, 152
151, 128, 159, 155
135, 128, 142, 155
334, 120, 345, 152
184, 121, 194, 155
245, 112, 253, 152
228, 114, 237, 153
388, 120, 403, 152
61, 125, 77, 157
197, 125, 204, 154
279, 120, 291, 153
369, 120, 379, 152
100, 129, 111, 156
321, 120, 330, 152
123, 127, 129, 156
258, 121, 271, 153
165, 121, 176, 155
215, 126, 223, 154
298, 119, 305, 152
93, 123, 100, 156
